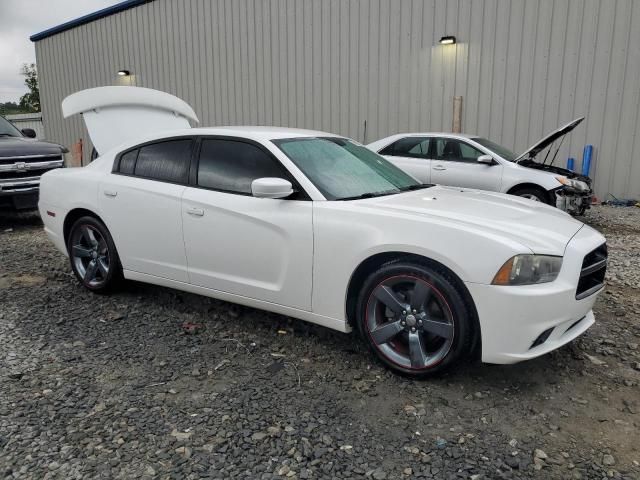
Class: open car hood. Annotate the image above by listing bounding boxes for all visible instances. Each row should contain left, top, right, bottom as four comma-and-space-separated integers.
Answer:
514, 117, 584, 163
61, 86, 198, 155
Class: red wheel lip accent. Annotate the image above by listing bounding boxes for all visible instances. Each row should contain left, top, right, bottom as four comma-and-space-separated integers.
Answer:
364, 274, 455, 371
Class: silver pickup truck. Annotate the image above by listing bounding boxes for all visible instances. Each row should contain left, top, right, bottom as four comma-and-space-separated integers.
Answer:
0, 115, 67, 210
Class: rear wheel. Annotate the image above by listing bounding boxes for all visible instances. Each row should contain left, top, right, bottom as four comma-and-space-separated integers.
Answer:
356, 261, 474, 378
67, 216, 122, 292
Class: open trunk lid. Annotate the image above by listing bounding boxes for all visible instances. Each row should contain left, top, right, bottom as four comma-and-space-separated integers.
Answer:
514, 117, 584, 163
61, 86, 198, 155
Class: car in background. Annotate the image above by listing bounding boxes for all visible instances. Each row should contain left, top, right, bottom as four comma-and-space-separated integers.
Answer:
367, 118, 592, 215
39, 87, 607, 378
0, 115, 66, 210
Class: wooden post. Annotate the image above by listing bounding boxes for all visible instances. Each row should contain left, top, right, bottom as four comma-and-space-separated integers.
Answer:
69, 138, 83, 167
452, 96, 463, 133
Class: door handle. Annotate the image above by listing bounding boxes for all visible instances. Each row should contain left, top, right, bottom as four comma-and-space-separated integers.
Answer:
433, 165, 447, 171
186, 207, 204, 217
103, 190, 118, 197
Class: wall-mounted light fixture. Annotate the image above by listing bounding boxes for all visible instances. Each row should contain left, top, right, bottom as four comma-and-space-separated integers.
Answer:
439, 36, 456, 45
117, 69, 131, 76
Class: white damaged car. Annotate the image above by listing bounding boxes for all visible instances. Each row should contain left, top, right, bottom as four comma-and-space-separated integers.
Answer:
368, 118, 592, 215
39, 87, 606, 378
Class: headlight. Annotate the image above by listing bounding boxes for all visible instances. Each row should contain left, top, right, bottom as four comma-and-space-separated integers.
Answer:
556, 176, 589, 192
492, 255, 563, 285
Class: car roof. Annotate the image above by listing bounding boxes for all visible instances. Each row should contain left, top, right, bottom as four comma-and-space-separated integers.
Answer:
389, 132, 479, 139
189, 126, 343, 141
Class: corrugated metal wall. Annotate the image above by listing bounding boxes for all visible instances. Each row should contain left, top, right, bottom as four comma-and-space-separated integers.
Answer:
5, 113, 45, 139
35, 0, 640, 198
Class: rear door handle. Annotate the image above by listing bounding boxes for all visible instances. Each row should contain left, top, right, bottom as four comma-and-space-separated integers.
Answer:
103, 190, 118, 197
432, 165, 446, 171
186, 207, 204, 217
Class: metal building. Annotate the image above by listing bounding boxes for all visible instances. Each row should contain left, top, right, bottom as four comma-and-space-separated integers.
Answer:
5, 113, 45, 139
32, 0, 640, 199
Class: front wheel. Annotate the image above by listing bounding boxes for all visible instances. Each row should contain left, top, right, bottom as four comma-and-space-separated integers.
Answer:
67, 215, 122, 292
510, 187, 549, 203
356, 261, 474, 378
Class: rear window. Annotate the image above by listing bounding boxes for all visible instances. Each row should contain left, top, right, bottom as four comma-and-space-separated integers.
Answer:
118, 149, 138, 174
379, 137, 430, 158
115, 139, 193, 183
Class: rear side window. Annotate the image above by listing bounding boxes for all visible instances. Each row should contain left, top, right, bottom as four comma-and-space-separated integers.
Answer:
118, 149, 138, 174
133, 139, 192, 183
379, 137, 430, 158
197, 139, 290, 194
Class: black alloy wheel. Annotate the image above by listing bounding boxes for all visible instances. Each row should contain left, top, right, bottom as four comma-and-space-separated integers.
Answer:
357, 261, 474, 377
67, 216, 122, 292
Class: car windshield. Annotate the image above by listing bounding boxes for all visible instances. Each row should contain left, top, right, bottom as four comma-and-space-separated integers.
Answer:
0, 116, 22, 137
474, 137, 519, 162
273, 137, 427, 200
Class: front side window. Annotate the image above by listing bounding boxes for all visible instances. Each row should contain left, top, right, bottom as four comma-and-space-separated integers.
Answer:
380, 137, 431, 158
197, 139, 290, 194
474, 137, 518, 162
0, 116, 22, 137
130, 139, 192, 183
433, 138, 484, 163
273, 137, 424, 200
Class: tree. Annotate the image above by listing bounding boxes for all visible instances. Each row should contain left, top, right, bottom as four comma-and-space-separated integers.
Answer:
0, 102, 27, 115
19, 63, 40, 113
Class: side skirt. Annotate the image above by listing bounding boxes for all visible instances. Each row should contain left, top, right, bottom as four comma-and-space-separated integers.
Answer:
123, 269, 351, 333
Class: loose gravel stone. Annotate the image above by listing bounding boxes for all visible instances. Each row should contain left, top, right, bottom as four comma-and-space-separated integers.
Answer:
1, 207, 639, 479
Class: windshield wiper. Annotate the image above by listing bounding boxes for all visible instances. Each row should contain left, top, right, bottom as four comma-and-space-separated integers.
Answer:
0, 133, 16, 137
399, 183, 433, 192
337, 190, 398, 201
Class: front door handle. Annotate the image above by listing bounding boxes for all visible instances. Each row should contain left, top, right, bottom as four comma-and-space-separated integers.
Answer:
432, 165, 447, 171
104, 190, 118, 197
186, 207, 204, 217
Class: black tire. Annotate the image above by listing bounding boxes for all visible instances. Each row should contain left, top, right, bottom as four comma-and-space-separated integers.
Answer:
510, 186, 549, 204
356, 260, 474, 378
66, 215, 123, 293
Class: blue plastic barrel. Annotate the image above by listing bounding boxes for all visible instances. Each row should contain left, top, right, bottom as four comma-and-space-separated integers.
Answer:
582, 145, 593, 176
567, 157, 575, 171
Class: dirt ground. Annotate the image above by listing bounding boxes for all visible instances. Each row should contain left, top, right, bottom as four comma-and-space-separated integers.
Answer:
0, 206, 639, 480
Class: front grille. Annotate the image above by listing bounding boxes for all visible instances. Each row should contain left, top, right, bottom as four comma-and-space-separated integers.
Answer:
576, 243, 607, 299
0, 167, 57, 180
0, 153, 63, 166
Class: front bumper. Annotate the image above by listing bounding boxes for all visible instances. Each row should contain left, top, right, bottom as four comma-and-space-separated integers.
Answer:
554, 187, 592, 215
466, 225, 605, 364
0, 179, 40, 210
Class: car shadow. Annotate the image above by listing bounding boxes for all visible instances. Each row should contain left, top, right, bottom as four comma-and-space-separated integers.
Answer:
118, 278, 571, 390
0, 210, 42, 229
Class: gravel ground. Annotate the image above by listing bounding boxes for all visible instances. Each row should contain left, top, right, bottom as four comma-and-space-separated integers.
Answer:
1, 206, 639, 480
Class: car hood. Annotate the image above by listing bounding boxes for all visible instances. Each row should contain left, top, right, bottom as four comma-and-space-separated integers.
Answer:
514, 117, 584, 162
0, 136, 66, 157
358, 186, 584, 255
518, 159, 592, 186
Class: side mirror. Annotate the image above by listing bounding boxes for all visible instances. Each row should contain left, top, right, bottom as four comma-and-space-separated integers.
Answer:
477, 154, 495, 165
21, 128, 36, 138
251, 177, 293, 199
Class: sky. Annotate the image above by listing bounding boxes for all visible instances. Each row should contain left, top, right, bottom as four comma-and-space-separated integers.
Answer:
0, 0, 119, 103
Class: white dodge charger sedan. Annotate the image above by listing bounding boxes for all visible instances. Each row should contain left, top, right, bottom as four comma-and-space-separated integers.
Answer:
368, 118, 593, 216
39, 87, 607, 378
